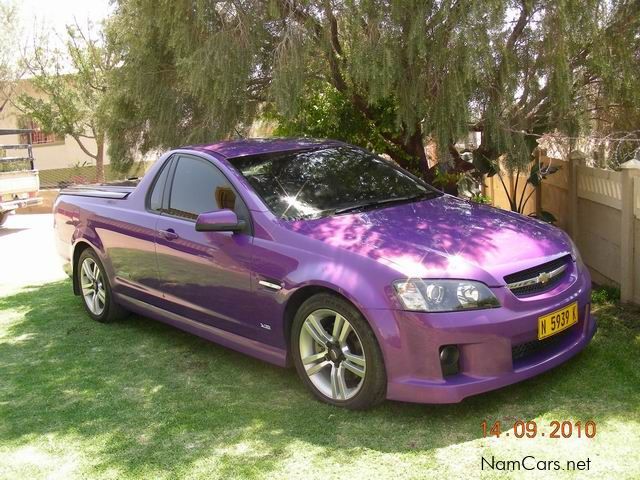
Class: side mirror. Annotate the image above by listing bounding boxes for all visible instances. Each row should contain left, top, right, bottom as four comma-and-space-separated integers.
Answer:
195, 209, 246, 232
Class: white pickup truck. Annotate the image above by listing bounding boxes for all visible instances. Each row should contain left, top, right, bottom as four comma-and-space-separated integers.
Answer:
0, 129, 42, 226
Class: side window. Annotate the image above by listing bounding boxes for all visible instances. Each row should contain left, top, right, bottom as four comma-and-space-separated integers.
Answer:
148, 159, 172, 211
167, 156, 244, 221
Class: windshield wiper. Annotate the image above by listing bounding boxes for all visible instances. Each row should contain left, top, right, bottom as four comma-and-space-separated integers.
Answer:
334, 191, 438, 215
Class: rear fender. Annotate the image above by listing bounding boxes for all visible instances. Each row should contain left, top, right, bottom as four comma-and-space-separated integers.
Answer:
69, 231, 107, 295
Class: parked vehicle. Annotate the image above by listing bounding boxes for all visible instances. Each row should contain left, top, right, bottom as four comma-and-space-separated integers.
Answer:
53, 139, 596, 409
0, 129, 42, 226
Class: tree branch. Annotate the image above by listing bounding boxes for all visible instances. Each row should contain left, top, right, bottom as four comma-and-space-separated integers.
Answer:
70, 133, 97, 159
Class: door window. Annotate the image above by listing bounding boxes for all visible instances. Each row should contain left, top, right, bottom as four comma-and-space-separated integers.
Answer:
167, 156, 246, 222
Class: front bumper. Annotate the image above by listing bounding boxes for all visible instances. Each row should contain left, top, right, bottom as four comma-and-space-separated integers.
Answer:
366, 260, 596, 404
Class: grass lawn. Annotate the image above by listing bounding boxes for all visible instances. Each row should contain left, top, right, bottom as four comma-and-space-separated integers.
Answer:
1, 280, 639, 479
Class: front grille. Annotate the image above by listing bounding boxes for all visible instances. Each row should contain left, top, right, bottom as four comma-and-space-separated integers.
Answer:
511, 328, 573, 362
504, 255, 571, 297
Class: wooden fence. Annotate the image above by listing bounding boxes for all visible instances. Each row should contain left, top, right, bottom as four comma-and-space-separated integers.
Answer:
487, 152, 640, 304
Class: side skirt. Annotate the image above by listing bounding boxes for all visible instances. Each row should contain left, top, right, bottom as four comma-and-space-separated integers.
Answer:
115, 293, 288, 368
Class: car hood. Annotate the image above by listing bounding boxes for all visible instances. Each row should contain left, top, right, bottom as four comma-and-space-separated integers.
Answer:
285, 195, 572, 286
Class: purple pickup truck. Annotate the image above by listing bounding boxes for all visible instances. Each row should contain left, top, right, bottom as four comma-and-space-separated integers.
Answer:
53, 138, 596, 409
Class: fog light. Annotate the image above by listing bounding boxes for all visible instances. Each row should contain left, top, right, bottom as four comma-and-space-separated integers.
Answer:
439, 345, 460, 377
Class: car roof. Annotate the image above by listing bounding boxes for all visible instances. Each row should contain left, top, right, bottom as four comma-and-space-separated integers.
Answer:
183, 138, 345, 159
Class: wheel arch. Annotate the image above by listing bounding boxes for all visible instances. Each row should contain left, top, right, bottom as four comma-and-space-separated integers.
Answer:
71, 240, 96, 295
282, 283, 383, 366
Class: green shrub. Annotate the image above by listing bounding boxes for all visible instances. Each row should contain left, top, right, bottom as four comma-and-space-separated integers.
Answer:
591, 285, 621, 304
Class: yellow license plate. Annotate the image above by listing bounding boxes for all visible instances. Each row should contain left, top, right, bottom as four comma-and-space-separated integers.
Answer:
538, 302, 578, 340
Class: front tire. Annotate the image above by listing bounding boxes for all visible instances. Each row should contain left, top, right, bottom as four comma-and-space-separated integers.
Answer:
291, 293, 387, 409
76, 249, 127, 323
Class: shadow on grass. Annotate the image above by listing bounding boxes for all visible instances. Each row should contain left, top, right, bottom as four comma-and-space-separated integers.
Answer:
1, 281, 639, 477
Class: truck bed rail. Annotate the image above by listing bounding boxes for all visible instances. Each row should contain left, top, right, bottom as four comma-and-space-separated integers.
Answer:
0, 129, 34, 170
60, 185, 136, 200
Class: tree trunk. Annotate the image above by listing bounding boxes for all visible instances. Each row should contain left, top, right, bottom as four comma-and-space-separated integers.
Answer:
95, 136, 105, 184
404, 127, 433, 183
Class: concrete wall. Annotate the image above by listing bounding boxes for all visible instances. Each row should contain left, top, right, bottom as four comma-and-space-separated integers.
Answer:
577, 198, 621, 285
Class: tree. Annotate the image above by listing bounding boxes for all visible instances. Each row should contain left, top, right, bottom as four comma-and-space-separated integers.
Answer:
265, 81, 399, 162
105, 0, 640, 182
17, 22, 118, 183
0, 1, 22, 115
105, 0, 496, 177
466, 0, 640, 211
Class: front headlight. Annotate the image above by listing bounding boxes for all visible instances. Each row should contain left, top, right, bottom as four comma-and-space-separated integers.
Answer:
393, 279, 500, 312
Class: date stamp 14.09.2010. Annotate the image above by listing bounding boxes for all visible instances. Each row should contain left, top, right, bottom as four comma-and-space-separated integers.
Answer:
481, 419, 597, 439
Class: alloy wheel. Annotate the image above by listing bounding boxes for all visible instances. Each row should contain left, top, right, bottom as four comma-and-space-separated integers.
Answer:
298, 308, 366, 401
80, 257, 106, 316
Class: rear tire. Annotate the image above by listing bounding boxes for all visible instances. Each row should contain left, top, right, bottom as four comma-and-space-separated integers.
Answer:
76, 248, 127, 323
291, 293, 387, 410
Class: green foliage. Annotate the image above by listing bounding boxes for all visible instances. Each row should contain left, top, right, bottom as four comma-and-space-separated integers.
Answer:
472, 0, 640, 175
431, 169, 462, 189
17, 23, 118, 179
457, 171, 492, 203
103, 0, 640, 178
528, 210, 557, 224
103, 0, 266, 167
592, 285, 622, 305
0, 159, 30, 172
0, 2, 15, 79
0, 1, 20, 111
266, 82, 409, 165
103, 0, 495, 170
472, 150, 499, 177
268, 83, 369, 144
470, 193, 492, 205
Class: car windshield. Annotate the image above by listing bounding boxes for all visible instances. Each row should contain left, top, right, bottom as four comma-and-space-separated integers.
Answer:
230, 146, 439, 220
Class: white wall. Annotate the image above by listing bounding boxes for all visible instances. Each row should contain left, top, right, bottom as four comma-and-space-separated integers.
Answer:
0, 80, 109, 170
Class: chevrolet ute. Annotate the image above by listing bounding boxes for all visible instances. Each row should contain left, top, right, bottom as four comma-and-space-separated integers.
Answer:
53, 139, 596, 409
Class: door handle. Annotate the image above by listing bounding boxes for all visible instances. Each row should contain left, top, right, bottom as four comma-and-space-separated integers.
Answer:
159, 228, 179, 240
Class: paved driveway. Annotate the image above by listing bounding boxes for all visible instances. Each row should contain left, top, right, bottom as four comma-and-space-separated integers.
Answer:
0, 213, 66, 293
